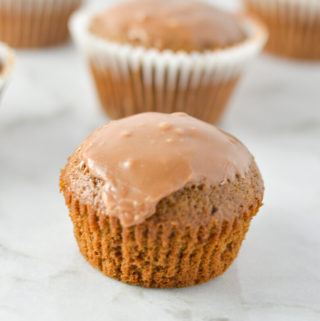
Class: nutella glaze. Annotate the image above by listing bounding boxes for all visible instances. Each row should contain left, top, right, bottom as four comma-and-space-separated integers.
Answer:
89, 0, 246, 52
80, 112, 253, 227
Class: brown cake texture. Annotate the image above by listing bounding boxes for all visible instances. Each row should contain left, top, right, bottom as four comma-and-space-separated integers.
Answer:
60, 112, 264, 288
0, 0, 82, 48
70, 0, 267, 124
244, 0, 320, 60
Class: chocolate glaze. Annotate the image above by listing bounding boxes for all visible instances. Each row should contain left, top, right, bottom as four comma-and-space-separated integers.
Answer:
80, 112, 253, 227
89, 0, 246, 52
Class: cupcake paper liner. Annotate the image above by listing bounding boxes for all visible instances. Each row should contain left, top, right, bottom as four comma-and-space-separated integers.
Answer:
0, 0, 82, 48
244, 0, 320, 60
0, 42, 15, 99
70, 9, 267, 123
64, 188, 260, 288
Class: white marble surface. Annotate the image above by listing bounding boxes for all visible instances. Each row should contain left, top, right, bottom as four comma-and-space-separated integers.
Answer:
1, 1, 320, 321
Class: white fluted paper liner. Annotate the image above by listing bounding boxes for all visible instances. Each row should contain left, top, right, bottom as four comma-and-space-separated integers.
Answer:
0, 0, 82, 48
71, 9, 267, 88
70, 8, 267, 121
0, 42, 15, 97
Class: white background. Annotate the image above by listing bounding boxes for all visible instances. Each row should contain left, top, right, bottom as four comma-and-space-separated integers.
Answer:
0, 1, 319, 321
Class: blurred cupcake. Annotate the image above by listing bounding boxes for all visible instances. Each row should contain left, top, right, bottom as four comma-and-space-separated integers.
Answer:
60, 112, 264, 288
0, 0, 82, 48
244, 0, 320, 60
0, 42, 15, 99
70, 0, 267, 124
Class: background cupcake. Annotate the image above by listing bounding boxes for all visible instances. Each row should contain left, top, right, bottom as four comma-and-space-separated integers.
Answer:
0, 0, 82, 48
60, 112, 264, 288
243, 0, 320, 60
70, 0, 267, 124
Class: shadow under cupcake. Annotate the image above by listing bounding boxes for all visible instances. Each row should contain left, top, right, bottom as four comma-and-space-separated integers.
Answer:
70, 0, 267, 124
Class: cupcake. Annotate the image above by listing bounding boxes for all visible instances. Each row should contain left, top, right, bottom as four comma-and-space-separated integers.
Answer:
0, 0, 82, 48
243, 0, 320, 60
0, 42, 15, 99
60, 112, 264, 288
70, 0, 267, 124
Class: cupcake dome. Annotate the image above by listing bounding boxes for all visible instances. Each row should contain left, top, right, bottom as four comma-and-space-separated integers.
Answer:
89, 0, 246, 52
60, 112, 264, 288
70, 0, 267, 123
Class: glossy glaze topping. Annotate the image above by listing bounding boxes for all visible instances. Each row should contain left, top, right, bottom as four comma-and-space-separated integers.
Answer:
80, 112, 252, 227
89, 0, 246, 52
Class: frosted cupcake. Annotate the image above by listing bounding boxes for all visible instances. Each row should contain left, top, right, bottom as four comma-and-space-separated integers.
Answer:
244, 0, 320, 60
70, 0, 267, 123
0, 0, 82, 48
60, 112, 264, 288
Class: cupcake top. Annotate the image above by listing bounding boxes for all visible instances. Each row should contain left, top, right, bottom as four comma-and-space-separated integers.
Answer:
79, 112, 252, 227
89, 0, 246, 52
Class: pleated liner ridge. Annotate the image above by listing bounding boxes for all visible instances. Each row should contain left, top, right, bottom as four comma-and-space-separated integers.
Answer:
245, 0, 320, 60
0, 0, 82, 48
62, 183, 262, 288
90, 62, 240, 124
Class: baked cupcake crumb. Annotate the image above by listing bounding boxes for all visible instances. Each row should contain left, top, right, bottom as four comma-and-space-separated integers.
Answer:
60, 112, 264, 288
